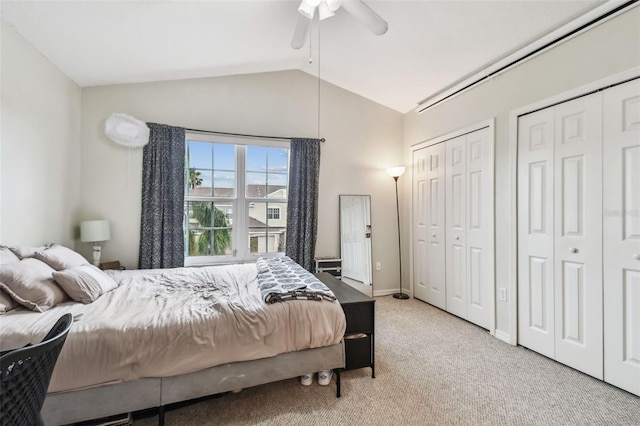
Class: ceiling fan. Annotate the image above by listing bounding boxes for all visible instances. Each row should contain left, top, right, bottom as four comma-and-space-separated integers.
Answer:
291, 0, 388, 49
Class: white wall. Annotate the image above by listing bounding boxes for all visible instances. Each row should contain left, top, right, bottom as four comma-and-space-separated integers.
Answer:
80, 70, 404, 293
404, 7, 640, 339
0, 21, 82, 247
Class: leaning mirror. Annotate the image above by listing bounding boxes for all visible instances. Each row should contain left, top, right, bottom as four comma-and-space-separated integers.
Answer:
339, 195, 373, 297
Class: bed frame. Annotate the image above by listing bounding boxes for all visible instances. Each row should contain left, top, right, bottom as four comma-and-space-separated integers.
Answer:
41, 342, 344, 425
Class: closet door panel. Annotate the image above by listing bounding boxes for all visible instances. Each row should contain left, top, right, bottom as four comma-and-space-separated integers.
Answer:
553, 93, 603, 379
603, 79, 640, 395
465, 128, 494, 329
413, 148, 429, 302
518, 109, 555, 358
446, 136, 467, 319
426, 144, 447, 308
414, 145, 446, 308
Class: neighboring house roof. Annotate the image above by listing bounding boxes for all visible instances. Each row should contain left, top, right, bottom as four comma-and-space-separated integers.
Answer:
248, 216, 266, 227
188, 184, 286, 198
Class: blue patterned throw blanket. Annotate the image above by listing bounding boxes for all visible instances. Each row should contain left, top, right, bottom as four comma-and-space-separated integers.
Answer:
257, 256, 336, 304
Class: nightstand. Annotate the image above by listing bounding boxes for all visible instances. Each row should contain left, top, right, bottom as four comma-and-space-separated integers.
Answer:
99, 261, 124, 270
316, 272, 375, 378
314, 257, 342, 279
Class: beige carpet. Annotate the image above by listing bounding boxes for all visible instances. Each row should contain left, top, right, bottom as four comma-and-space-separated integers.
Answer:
134, 296, 640, 425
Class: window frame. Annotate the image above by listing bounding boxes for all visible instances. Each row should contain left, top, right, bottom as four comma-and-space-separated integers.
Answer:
184, 132, 290, 266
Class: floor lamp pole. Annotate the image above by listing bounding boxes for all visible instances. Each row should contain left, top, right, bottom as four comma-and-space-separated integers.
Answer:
392, 175, 409, 300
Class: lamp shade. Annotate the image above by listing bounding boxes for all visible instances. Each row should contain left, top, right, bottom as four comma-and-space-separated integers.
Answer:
386, 166, 406, 178
80, 220, 111, 243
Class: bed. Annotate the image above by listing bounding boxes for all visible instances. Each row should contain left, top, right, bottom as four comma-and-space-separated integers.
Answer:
0, 247, 346, 425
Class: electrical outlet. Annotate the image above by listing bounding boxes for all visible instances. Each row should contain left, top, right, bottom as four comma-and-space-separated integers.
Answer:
375, 261, 381, 271
499, 288, 507, 301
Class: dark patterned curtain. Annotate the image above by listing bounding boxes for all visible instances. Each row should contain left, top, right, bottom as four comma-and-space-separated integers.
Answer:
138, 123, 185, 269
285, 138, 321, 271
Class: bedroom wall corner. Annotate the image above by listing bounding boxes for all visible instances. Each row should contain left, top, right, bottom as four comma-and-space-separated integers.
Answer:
0, 20, 82, 248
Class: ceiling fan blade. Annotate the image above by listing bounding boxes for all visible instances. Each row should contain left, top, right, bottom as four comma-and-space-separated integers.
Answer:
341, 0, 388, 36
291, 14, 310, 49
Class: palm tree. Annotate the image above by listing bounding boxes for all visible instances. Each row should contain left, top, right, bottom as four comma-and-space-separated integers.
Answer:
189, 202, 232, 255
189, 168, 203, 190
186, 167, 231, 255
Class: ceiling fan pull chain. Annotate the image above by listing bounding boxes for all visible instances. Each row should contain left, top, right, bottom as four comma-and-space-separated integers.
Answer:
309, 25, 313, 63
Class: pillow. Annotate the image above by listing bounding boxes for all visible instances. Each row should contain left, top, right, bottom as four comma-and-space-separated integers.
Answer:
0, 246, 20, 265
53, 264, 118, 304
35, 244, 88, 271
9, 244, 51, 259
0, 258, 68, 312
0, 287, 19, 314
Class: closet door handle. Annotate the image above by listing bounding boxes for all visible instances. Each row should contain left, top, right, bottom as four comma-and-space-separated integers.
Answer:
634, 253, 640, 260
455, 236, 460, 240
432, 233, 436, 238
569, 248, 579, 254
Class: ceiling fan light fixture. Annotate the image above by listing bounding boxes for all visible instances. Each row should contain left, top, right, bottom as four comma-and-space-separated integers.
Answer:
326, 0, 342, 12
298, 0, 317, 19
318, 2, 335, 21
291, 0, 388, 50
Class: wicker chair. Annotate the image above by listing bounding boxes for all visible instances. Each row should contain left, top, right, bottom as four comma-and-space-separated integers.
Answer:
0, 313, 73, 426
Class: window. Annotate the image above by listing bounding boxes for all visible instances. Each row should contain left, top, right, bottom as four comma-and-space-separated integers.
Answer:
184, 133, 289, 265
267, 207, 281, 220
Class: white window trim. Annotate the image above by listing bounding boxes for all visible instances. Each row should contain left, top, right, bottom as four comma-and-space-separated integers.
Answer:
184, 132, 289, 266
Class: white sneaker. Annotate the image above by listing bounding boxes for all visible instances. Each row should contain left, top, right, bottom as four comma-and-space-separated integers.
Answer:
300, 373, 313, 386
317, 370, 332, 386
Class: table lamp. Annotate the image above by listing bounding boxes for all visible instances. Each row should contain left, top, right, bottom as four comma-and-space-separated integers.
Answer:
80, 220, 111, 266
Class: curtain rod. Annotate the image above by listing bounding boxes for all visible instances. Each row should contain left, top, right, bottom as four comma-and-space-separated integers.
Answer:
183, 127, 325, 143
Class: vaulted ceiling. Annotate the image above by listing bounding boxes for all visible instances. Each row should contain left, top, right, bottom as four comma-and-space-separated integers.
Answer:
0, 0, 604, 113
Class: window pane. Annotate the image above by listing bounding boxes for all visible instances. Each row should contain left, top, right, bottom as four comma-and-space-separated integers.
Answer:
246, 146, 266, 172
267, 147, 288, 172
267, 173, 287, 198
188, 141, 212, 169
213, 143, 235, 171
213, 171, 236, 198
269, 203, 287, 227
248, 227, 286, 254
186, 201, 213, 256
271, 228, 287, 252
248, 202, 287, 254
248, 227, 266, 254
246, 172, 267, 198
214, 202, 234, 227
213, 229, 233, 255
188, 229, 211, 256
185, 201, 233, 256
187, 169, 212, 196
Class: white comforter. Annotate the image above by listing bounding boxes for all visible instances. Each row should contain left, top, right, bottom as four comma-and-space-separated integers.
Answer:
0, 263, 346, 393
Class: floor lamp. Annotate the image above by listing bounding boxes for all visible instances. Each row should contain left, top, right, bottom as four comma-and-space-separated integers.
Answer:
387, 166, 409, 300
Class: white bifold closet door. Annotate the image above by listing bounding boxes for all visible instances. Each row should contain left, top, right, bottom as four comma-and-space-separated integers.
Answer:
517, 107, 556, 359
518, 91, 603, 379
552, 93, 603, 379
412, 127, 493, 330
413, 143, 446, 308
445, 128, 494, 330
603, 80, 640, 396
518, 78, 640, 395
445, 136, 468, 318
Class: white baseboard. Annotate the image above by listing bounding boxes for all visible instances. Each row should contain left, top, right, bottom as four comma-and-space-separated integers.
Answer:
373, 289, 411, 298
